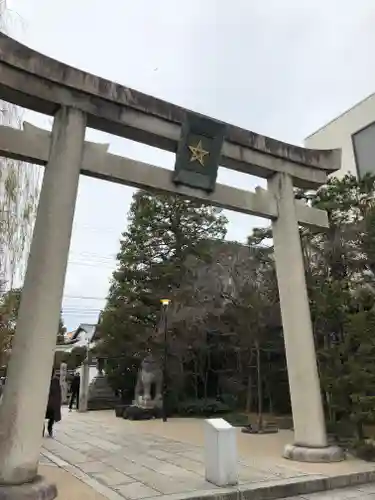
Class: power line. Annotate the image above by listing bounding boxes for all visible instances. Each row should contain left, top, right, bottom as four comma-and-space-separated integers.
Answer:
71, 223, 124, 235
63, 309, 100, 313
70, 251, 116, 260
62, 304, 103, 309
63, 294, 106, 300
62, 312, 101, 317
62, 313, 100, 317
62, 308, 102, 312
62, 307, 102, 312
67, 261, 114, 269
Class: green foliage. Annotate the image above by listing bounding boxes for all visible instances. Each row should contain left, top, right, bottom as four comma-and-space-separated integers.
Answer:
177, 398, 230, 417
0, 288, 21, 366
98, 188, 289, 414
320, 303, 375, 435
104, 357, 138, 403
294, 174, 375, 439
57, 346, 86, 371
249, 174, 375, 438
98, 190, 227, 395
224, 412, 250, 427
304, 176, 375, 436
97, 173, 375, 428
57, 313, 67, 345
352, 441, 375, 462
0, 289, 67, 367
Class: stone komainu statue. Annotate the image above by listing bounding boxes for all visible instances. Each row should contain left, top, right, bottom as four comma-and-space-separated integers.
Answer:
134, 354, 162, 405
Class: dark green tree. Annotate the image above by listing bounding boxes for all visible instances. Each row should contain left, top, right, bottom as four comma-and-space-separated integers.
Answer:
304, 175, 375, 437
0, 288, 21, 367
98, 190, 227, 397
1, 289, 67, 367
56, 313, 66, 345
248, 174, 375, 439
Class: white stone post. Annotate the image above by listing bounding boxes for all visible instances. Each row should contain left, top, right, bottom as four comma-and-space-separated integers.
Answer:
204, 418, 238, 486
0, 107, 86, 485
78, 358, 89, 413
268, 172, 343, 462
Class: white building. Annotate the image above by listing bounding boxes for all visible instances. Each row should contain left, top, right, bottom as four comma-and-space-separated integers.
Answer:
305, 93, 375, 179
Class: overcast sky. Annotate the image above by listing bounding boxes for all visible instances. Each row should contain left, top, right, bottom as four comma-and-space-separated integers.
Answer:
6, 0, 375, 330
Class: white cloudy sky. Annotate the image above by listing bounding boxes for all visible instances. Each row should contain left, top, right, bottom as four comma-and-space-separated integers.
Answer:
6, 0, 375, 330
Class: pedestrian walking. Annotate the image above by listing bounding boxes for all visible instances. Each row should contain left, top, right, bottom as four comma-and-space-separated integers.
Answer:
44, 370, 62, 438
69, 372, 80, 411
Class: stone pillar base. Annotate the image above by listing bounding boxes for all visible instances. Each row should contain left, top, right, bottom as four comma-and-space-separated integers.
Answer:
0, 475, 57, 499
283, 444, 345, 463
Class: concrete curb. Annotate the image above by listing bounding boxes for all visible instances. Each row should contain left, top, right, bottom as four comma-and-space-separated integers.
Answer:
41, 450, 123, 500
153, 471, 375, 500
41, 449, 375, 500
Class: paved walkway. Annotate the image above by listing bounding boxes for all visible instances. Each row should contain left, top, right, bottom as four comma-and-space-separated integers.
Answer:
39, 464, 108, 500
38, 451, 107, 499
284, 483, 375, 498
41, 409, 375, 500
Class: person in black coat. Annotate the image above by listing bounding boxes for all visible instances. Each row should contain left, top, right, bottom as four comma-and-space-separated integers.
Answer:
44, 371, 62, 437
69, 372, 80, 411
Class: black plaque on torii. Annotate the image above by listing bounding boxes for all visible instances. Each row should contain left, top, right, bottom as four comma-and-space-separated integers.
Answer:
173, 112, 226, 193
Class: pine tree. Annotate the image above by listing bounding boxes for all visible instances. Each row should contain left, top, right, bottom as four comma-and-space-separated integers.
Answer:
299, 174, 375, 440
249, 174, 375, 437
56, 313, 66, 345
97, 191, 227, 395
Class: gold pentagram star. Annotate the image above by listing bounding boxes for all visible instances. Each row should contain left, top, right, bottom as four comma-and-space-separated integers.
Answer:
188, 140, 209, 167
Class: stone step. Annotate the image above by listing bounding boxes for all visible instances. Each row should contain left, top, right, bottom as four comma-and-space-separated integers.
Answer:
86, 375, 119, 411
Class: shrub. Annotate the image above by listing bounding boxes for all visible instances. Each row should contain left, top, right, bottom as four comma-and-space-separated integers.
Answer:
220, 393, 238, 411
224, 412, 250, 427
114, 404, 127, 418
177, 398, 230, 417
124, 405, 162, 420
352, 440, 375, 461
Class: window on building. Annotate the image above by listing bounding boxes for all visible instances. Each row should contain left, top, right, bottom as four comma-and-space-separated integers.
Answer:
352, 122, 375, 178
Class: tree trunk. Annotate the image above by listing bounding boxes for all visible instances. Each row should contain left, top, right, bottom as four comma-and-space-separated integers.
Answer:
245, 350, 254, 413
356, 421, 364, 441
245, 373, 253, 413
256, 341, 263, 431
267, 380, 273, 415
193, 357, 198, 399
203, 363, 209, 403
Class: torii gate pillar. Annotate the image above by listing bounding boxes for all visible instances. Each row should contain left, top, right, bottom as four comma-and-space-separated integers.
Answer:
0, 107, 86, 491
269, 172, 343, 462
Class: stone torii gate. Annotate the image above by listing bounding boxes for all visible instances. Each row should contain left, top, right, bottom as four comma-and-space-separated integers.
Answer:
0, 33, 342, 497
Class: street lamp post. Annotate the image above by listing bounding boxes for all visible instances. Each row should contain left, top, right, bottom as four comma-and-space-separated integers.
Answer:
160, 299, 170, 422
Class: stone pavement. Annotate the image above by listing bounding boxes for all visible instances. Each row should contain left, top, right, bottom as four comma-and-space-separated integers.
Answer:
284, 482, 375, 498
39, 463, 108, 500
38, 451, 107, 499
41, 409, 375, 500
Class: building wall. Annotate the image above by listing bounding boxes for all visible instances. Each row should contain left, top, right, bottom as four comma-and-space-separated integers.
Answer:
305, 93, 375, 179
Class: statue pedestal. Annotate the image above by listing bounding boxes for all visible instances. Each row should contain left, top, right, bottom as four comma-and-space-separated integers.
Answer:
133, 396, 162, 409
124, 397, 162, 420
87, 374, 119, 410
